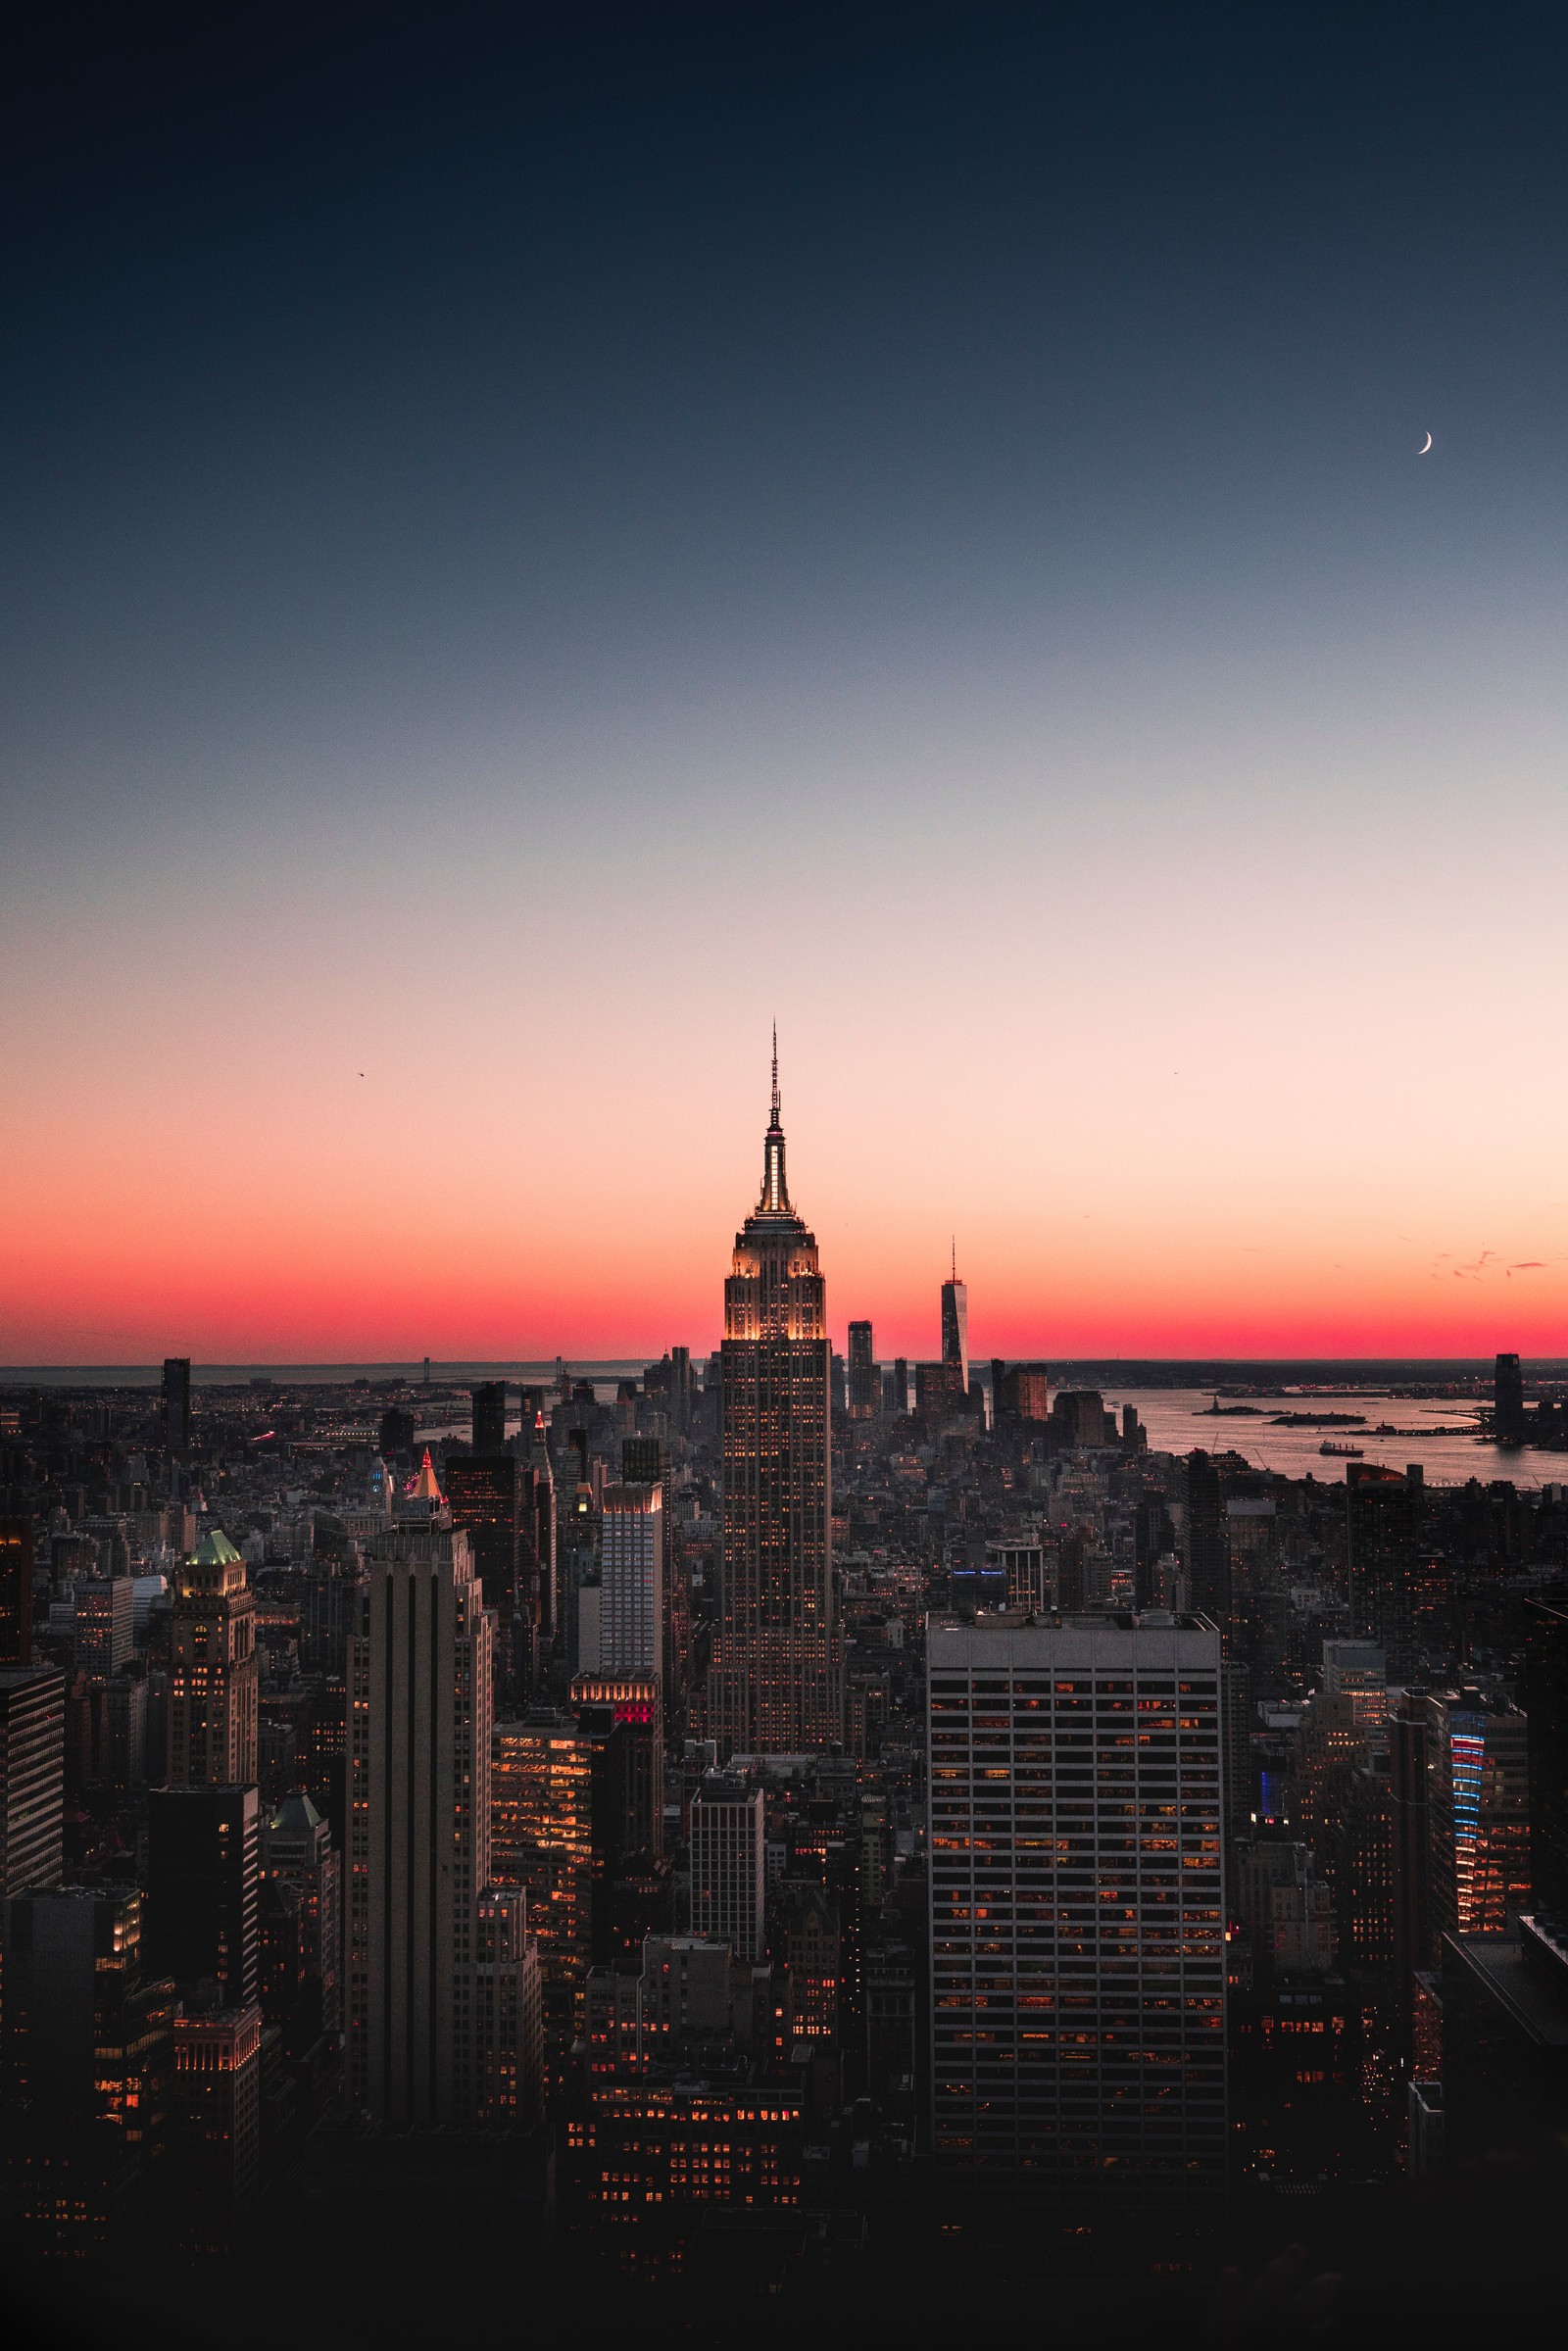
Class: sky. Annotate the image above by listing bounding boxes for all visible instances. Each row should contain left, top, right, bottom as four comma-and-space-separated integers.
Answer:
4, 2, 1567, 1364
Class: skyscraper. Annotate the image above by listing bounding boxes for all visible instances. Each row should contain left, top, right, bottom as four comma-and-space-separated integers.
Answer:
1494, 1350, 1526, 1445
599, 1483, 663, 1682
1525, 1598, 1568, 1923
927, 1614, 1226, 2232
1347, 1463, 1422, 1679
709, 1042, 839, 1753
941, 1247, 968, 1395
163, 1356, 192, 1466
146, 1783, 260, 2008
689, 1770, 765, 1962
1185, 1450, 1231, 1627
445, 1451, 522, 1614
0, 1667, 65, 1896
1425, 1689, 1532, 1942
346, 1522, 493, 2124
0, 1520, 34, 1668
847, 1320, 877, 1418
471, 1382, 508, 1455
168, 1529, 259, 1788
492, 1711, 593, 2000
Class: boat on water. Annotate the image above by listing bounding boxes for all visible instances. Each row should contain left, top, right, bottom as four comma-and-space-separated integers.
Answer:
1319, 1440, 1364, 1457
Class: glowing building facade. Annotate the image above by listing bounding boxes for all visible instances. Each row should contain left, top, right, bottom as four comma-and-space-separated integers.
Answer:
1426, 1690, 1532, 1940
168, 1530, 258, 1788
709, 1045, 840, 1753
927, 1614, 1227, 2232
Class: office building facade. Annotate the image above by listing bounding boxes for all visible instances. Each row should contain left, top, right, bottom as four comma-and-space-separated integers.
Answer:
927, 1615, 1227, 2230
847, 1320, 877, 1417
168, 1529, 259, 1788
599, 1483, 663, 1683
146, 1783, 261, 2008
689, 1770, 766, 1963
941, 1257, 968, 1394
0, 1667, 65, 1896
0, 1519, 34, 1667
346, 1522, 493, 2124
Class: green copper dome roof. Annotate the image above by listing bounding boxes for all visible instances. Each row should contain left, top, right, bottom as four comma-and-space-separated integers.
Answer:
190, 1528, 242, 1567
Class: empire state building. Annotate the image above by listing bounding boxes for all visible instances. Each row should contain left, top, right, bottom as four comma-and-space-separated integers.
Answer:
710, 1045, 841, 1753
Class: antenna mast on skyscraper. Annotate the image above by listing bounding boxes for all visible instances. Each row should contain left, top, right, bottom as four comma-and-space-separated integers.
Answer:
771, 1022, 780, 1125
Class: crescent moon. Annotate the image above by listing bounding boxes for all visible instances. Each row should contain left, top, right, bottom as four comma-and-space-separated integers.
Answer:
1418, 431, 1433, 453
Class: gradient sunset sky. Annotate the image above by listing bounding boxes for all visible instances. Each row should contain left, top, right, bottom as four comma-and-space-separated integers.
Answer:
4, 3, 1567, 1364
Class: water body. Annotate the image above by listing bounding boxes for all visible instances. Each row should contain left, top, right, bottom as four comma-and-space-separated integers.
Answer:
1101, 1386, 1557, 1490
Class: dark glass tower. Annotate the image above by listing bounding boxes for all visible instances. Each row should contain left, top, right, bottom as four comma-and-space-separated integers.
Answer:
1186, 1450, 1231, 1627
710, 1040, 840, 1753
471, 1382, 508, 1455
847, 1321, 877, 1418
940, 1248, 968, 1398
164, 1356, 192, 1469
1494, 1351, 1526, 1445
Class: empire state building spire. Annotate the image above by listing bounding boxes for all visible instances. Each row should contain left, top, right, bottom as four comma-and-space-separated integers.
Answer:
712, 1032, 840, 1754
760, 1022, 791, 1216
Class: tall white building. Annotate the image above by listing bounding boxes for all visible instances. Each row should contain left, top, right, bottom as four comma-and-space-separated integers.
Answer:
689, 1771, 765, 1962
927, 1613, 1227, 2231
599, 1483, 662, 1682
347, 1522, 492, 2124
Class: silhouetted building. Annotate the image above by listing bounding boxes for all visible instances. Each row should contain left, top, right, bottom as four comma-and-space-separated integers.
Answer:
0, 1886, 146, 2122
167, 2004, 263, 2244
146, 1783, 260, 2007
1441, 1915, 1568, 2167
471, 1381, 508, 1455
261, 1790, 341, 2039
941, 1251, 968, 1393
164, 1356, 192, 1466
445, 1451, 522, 1613
1391, 1691, 1432, 2019
1494, 1351, 1527, 1445
0, 1666, 65, 1895
1526, 1598, 1568, 1922
1134, 1494, 1176, 1612
709, 1046, 839, 1752
1347, 1463, 1422, 1679
379, 1405, 416, 1459
471, 1883, 544, 2127
1186, 1450, 1230, 1626
848, 1320, 877, 1418
346, 1523, 492, 2124
0, 1519, 33, 1667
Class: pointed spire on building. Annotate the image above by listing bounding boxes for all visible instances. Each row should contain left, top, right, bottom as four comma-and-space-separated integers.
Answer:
414, 1447, 443, 1502
760, 1025, 791, 1214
